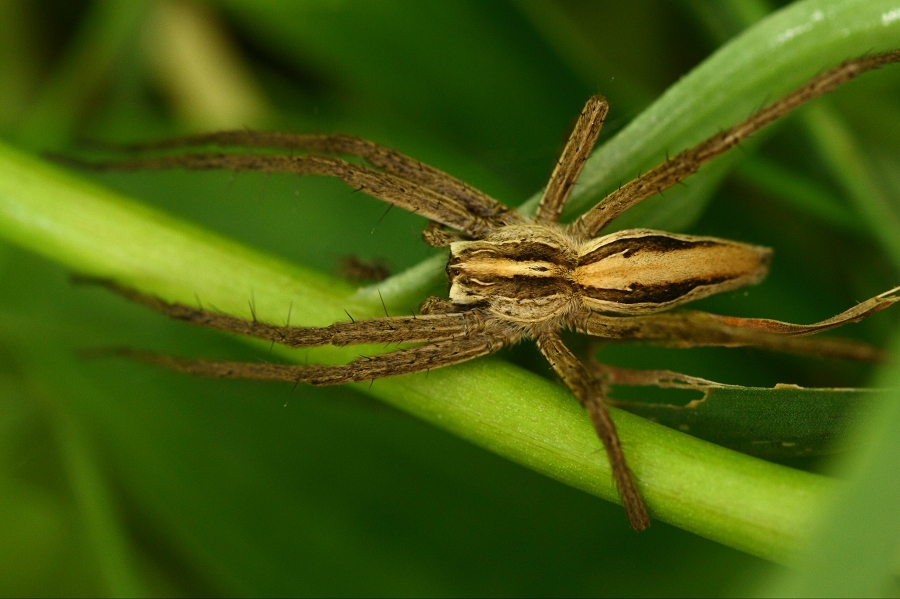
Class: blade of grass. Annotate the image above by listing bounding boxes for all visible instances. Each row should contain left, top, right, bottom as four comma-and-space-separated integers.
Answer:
759, 333, 900, 596
542, 0, 900, 221
688, 0, 900, 270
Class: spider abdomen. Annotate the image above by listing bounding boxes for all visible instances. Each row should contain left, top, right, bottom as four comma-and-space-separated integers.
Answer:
575, 229, 772, 315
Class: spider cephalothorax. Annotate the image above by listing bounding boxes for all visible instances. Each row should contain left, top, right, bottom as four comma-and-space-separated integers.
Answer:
65, 49, 900, 531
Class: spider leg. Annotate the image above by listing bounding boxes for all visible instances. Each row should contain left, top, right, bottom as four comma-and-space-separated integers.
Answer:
422, 221, 468, 247
573, 286, 899, 361
535, 331, 650, 531
703, 286, 900, 336
78, 277, 489, 347
92, 131, 520, 225
569, 49, 900, 237
58, 152, 498, 238
108, 333, 507, 385
535, 95, 608, 225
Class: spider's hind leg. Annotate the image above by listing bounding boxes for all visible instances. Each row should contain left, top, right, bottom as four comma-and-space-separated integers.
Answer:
574, 287, 900, 361
112, 332, 507, 385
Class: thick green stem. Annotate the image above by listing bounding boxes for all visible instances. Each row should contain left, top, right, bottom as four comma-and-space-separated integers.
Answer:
0, 143, 833, 561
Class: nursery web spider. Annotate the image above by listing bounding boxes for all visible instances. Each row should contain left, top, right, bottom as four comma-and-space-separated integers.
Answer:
67, 50, 900, 530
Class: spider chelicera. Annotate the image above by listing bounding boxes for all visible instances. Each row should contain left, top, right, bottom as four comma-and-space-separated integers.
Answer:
66, 49, 900, 530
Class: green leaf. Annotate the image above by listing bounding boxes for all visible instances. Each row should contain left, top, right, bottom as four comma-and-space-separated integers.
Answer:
759, 336, 900, 596
603, 367, 883, 459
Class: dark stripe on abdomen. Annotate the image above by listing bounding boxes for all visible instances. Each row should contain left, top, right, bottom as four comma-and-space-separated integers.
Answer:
579, 235, 717, 264
580, 276, 731, 304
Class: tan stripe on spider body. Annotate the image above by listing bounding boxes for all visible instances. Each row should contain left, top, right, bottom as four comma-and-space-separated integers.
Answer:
575, 229, 772, 315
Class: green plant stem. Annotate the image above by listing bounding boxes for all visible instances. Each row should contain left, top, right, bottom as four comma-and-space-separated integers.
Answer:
0, 143, 836, 561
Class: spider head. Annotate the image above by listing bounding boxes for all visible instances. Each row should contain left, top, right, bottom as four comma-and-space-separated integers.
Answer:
446, 224, 578, 323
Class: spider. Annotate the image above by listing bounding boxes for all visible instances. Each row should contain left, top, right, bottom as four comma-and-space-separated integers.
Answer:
66, 49, 900, 531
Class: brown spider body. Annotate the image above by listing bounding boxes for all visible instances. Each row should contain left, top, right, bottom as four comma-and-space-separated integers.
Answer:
448, 225, 771, 322
64, 49, 900, 532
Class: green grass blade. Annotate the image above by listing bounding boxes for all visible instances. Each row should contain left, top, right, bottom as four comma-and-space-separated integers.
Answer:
616, 383, 883, 459
759, 335, 900, 596
801, 105, 900, 269
555, 0, 900, 221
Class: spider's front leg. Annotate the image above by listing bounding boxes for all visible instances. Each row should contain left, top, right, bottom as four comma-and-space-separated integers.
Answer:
94, 130, 521, 224
56, 127, 526, 243
59, 152, 499, 239
536, 331, 650, 531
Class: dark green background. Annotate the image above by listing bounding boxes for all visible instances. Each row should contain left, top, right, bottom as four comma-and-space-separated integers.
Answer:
1, 0, 899, 596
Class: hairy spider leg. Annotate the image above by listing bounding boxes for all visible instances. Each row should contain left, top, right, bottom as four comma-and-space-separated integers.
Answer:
569, 49, 900, 238
535, 95, 608, 224
109, 332, 511, 385
77, 278, 490, 348
571, 286, 900, 361
520, 95, 652, 530
98, 130, 522, 225
536, 330, 650, 530
55, 152, 504, 239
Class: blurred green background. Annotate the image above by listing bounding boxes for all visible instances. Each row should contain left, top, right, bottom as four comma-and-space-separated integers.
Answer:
2, 0, 900, 596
